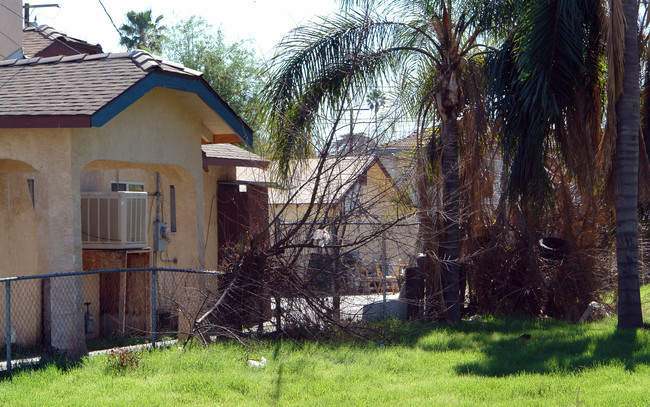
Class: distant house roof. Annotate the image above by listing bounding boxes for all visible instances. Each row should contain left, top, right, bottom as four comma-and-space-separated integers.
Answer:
202, 144, 269, 169
238, 155, 385, 205
377, 133, 419, 153
0, 51, 254, 146
22, 25, 103, 58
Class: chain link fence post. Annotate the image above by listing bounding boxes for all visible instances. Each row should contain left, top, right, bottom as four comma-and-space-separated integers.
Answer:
151, 269, 157, 348
5, 280, 11, 372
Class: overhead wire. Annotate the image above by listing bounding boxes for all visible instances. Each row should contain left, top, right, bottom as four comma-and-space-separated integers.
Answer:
96, 0, 122, 38
0, 3, 24, 58
0, 2, 104, 59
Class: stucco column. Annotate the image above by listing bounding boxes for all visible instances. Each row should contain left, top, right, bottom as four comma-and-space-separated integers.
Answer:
40, 160, 86, 357
176, 171, 207, 339
194, 172, 206, 269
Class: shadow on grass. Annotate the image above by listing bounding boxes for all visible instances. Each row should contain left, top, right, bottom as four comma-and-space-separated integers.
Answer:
440, 319, 650, 377
271, 342, 284, 405
0, 353, 84, 381
0, 334, 152, 381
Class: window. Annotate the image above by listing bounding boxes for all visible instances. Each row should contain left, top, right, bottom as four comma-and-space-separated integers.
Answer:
27, 179, 35, 207
111, 182, 144, 192
169, 185, 177, 233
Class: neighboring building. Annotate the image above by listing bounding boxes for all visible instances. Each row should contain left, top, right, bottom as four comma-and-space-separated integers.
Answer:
239, 154, 418, 292
202, 143, 270, 257
1, 0, 102, 61
22, 25, 103, 58
0, 0, 22, 59
0, 50, 256, 353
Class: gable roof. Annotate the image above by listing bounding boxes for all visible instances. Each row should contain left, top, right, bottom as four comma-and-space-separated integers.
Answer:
377, 132, 419, 153
22, 25, 103, 58
238, 155, 384, 205
0, 51, 254, 146
202, 144, 269, 169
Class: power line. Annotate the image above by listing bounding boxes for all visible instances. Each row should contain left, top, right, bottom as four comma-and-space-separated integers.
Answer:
0, 29, 22, 51
0, 2, 104, 59
97, 0, 122, 38
23, 4, 60, 27
0, 3, 27, 59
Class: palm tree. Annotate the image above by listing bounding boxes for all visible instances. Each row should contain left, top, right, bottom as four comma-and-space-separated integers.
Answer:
613, 0, 643, 329
264, 0, 490, 323
119, 9, 166, 54
487, 0, 643, 328
366, 89, 386, 117
367, 88, 386, 142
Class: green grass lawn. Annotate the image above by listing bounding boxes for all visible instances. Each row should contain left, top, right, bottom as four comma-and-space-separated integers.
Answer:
1, 288, 649, 406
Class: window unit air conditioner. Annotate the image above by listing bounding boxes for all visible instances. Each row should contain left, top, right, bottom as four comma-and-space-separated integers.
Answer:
81, 192, 148, 249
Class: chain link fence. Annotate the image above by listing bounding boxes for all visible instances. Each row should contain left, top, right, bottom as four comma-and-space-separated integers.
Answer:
1, 268, 222, 373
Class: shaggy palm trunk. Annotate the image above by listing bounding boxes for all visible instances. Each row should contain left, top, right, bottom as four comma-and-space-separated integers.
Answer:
440, 115, 461, 324
415, 148, 446, 319
614, 0, 643, 329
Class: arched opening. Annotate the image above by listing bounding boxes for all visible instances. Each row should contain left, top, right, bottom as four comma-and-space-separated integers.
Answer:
0, 159, 41, 347
79, 160, 204, 339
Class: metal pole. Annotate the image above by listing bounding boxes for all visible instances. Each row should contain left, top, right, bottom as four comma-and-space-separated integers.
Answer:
151, 269, 157, 348
151, 172, 160, 348
382, 230, 387, 309
5, 281, 11, 372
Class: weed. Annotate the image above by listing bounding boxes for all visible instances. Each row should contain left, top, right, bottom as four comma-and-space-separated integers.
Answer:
105, 349, 142, 374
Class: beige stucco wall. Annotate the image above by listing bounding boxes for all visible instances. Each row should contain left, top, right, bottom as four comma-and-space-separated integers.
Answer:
0, 129, 83, 351
78, 163, 236, 271
0, 91, 209, 264
0, 172, 38, 279
75, 88, 209, 270
353, 161, 418, 267
0, 87, 237, 349
269, 161, 418, 284
0, 0, 22, 60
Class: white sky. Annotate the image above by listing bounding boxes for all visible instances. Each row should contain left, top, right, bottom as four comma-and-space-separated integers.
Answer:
30, 0, 339, 59
27, 1, 410, 138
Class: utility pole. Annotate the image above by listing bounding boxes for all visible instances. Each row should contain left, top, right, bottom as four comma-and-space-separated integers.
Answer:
23, 3, 59, 27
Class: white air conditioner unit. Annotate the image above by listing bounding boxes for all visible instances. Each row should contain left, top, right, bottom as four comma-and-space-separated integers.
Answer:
81, 192, 148, 249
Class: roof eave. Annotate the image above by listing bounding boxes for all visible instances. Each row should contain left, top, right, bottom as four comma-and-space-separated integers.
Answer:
91, 71, 254, 147
203, 156, 270, 169
0, 115, 91, 128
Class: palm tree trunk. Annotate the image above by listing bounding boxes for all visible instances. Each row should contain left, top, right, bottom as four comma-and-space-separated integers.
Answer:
440, 115, 461, 324
415, 142, 445, 319
614, 0, 643, 329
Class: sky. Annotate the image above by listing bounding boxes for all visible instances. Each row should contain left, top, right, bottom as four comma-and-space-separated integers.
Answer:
26, 0, 405, 137
29, 0, 339, 59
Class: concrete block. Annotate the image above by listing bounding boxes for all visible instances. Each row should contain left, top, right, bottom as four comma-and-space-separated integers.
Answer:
362, 300, 407, 322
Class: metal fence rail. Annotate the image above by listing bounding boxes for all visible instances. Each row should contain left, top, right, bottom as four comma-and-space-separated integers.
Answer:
1, 268, 222, 373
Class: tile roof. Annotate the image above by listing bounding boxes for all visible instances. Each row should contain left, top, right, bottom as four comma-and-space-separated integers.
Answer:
0, 50, 253, 145
202, 144, 269, 168
22, 25, 103, 58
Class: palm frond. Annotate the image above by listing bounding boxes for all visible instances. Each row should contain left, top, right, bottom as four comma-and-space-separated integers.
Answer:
488, 0, 606, 204
262, 12, 436, 177
600, 0, 625, 175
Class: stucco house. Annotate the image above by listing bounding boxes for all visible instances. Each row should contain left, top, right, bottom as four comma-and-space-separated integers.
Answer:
239, 154, 417, 293
0, 44, 263, 353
